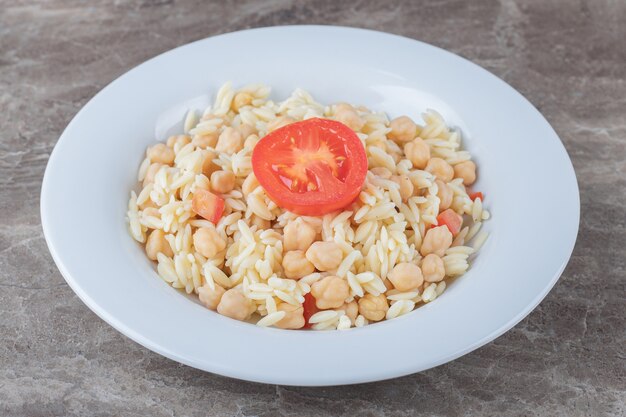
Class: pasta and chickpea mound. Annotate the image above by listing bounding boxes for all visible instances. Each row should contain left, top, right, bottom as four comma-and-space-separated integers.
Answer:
127, 82, 490, 330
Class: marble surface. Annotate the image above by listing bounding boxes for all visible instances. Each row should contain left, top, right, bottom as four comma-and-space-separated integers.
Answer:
1, 0, 625, 415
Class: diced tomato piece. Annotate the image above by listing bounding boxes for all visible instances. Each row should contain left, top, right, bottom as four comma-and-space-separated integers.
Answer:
437, 209, 463, 235
192, 189, 224, 224
469, 191, 483, 201
251, 118, 368, 216
302, 293, 319, 329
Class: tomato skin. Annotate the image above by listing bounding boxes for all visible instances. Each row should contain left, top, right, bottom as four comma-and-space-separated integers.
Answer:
302, 293, 319, 329
469, 191, 483, 201
192, 189, 225, 224
437, 209, 463, 235
251, 118, 367, 216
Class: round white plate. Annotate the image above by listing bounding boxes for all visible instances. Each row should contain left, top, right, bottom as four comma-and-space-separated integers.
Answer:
41, 26, 579, 386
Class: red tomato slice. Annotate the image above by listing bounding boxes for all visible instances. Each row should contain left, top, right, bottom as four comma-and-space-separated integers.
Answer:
302, 293, 319, 329
251, 118, 367, 216
192, 189, 224, 224
437, 209, 463, 235
469, 191, 483, 201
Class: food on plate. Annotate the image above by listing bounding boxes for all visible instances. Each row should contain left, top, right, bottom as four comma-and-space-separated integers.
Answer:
127, 82, 490, 330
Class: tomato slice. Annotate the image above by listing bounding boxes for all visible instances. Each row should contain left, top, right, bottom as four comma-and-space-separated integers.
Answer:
302, 293, 319, 329
469, 191, 483, 201
251, 118, 367, 216
192, 189, 225, 224
436, 209, 463, 235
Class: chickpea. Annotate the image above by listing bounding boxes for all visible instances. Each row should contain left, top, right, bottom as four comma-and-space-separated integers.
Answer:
305, 241, 343, 272
404, 138, 431, 169
391, 175, 414, 202
337, 301, 359, 324
310, 275, 349, 309
267, 116, 295, 132
142, 163, 163, 187
202, 150, 219, 178
282, 250, 315, 279
274, 303, 305, 329
421, 254, 445, 283
453, 160, 476, 185
166, 134, 191, 149
358, 294, 389, 322
435, 180, 453, 211
231, 92, 253, 112
197, 283, 226, 310
425, 157, 454, 182
192, 133, 219, 149
388, 116, 418, 144
193, 226, 226, 259
370, 167, 392, 179
250, 215, 271, 230
217, 288, 255, 321
237, 123, 256, 140
210, 170, 236, 194
387, 262, 424, 291
420, 225, 453, 257
334, 103, 364, 131
242, 173, 260, 196
145, 229, 173, 261
283, 219, 317, 252
147, 143, 175, 165
215, 127, 243, 154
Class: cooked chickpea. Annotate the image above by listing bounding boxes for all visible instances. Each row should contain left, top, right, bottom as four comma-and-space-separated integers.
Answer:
210, 170, 236, 194
282, 250, 315, 279
215, 127, 243, 154
334, 103, 364, 131
267, 116, 295, 132
242, 173, 260, 196
197, 283, 226, 310
358, 294, 389, 322
166, 134, 191, 149
370, 167, 392, 179
274, 303, 305, 329
193, 226, 226, 259
202, 150, 219, 178
305, 241, 343, 272
142, 163, 163, 187
250, 215, 271, 230
387, 262, 424, 291
337, 301, 359, 323
404, 138, 431, 169
425, 157, 454, 182
435, 180, 453, 211
388, 116, 418, 144
391, 174, 414, 202
310, 275, 349, 309
420, 225, 453, 257
147, 143, 175, 165
145, 229, 173, 261
231, 92, 253, 112
217, 288, 255, 321
453, 160, 477, 185
421, 254, 445, 283
283, 219, 317, 252
192, 133, 219, 149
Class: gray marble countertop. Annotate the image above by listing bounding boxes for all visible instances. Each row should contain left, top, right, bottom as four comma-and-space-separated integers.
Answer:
1, 1, 624, 416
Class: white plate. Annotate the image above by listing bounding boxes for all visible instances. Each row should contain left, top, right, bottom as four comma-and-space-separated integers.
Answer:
41, 26, 579, 386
